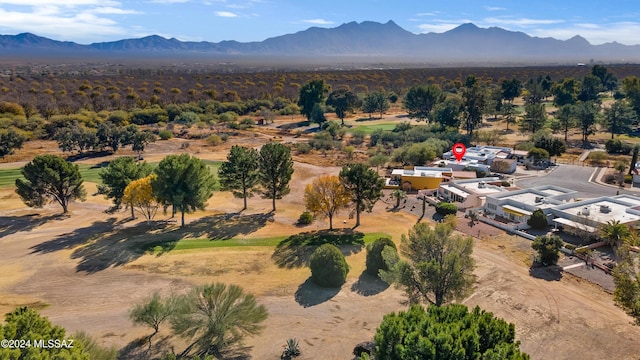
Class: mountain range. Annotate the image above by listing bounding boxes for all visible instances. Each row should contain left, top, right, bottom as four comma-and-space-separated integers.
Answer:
1, 21, 639, 65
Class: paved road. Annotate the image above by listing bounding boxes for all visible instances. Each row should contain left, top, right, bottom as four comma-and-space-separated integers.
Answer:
515, 164, 634, 198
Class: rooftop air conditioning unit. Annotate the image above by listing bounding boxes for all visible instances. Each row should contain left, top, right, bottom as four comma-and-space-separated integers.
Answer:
478, 181, 486, 189
581, 206, 590, 216
600, 205, 611, 213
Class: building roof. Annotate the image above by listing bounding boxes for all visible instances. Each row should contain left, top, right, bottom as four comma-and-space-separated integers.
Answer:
552, 197, 640, 225
392, 166, 453, 178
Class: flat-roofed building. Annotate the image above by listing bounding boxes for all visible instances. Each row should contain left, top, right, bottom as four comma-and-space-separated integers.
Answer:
483, 185, 577, 224
437, 177, 506, 209
550, 194, 640, 235
385, 166, 453, 191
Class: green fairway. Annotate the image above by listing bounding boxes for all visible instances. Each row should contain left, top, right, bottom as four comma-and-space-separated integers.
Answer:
353, 123, 397, 134
0, 159, 221, 188
142, 231, 390, 254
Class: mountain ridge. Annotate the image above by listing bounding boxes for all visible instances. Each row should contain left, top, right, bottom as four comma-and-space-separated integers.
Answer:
1, 22, 639, 64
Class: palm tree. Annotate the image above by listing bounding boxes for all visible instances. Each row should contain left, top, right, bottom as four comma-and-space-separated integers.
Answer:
600, 220, 631, 247
391, 189, 407, 208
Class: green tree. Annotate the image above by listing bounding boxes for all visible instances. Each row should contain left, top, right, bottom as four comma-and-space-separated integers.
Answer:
623, 76, 640, 117
575, 101, 600, 142
309, 103, 326, 128
298, 79, 328, 120
95, 121, 125, 153
592, 64, 618, 93
382, 222, 476, 306
339, 163, 384, 227
578, 74, 603, 102
432, 95, 463, 128
15, 154, 86, 213
98, 156, 152, 217
604, 99, 636, 138
309, 243, 349, 287
403, 84, 445, 122
130, 292, 174, 351
600, 220, 631, 247
373, 304, 529, 360
630, 145, 639, 175
218, 145, 260, 211
368, 153, 388, 174
131, 130, 156, 158
553, 77, 579, 107
326, 88, 360, 126
462, 76, 487, 137
0, 307, 89, 359
170, 283, 268, 358
520, 103, 547, 134
612, 248, 640, 325
527, 209, 548, 229
555, 104, 576, 142
531, 235, 563, 265
501, 78, 522, 104
365, 237, 397, 277
152, 154, 217, 227
259, 142, 294, 212
0, 127, 27, 157
362, 91, 390, 119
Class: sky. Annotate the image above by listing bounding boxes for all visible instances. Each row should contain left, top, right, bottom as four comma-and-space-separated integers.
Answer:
1, 0, 639, 45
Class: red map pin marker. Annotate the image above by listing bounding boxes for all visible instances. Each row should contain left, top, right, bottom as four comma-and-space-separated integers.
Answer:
452, 143, 466, 162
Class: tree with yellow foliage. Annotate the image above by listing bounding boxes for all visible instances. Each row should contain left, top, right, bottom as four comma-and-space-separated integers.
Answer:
123, 174, 159, 223
304, 175, 350, 230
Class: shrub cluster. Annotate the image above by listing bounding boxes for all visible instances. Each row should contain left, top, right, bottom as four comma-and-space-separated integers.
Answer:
309, 244, 349, 288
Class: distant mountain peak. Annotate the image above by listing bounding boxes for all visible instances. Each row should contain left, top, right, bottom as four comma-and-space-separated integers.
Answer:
0, 21, 639, 64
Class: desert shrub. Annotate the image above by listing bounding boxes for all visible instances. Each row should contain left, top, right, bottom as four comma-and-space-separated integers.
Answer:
239, 118, 255, 129
309, 244, 349, 288
605, 138, 632, 154
588, 151, 608, 165
625, 174, 633, 184
435, 202, 457, 216
206, 134, 222, 146
501, 180, 511, 187
173, 111, 200, 126
296, 142, 312, 154
365, 237, 397, 276
298, 211, 314, 225
309, 131, 335, 150
158, 130, 173, 140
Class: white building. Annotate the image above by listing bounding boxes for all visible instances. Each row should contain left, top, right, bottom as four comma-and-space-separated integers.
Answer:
483, 185, 578, 224
437, 177, 505, 209
442, 145, 512, 165
550, 194, 640, 235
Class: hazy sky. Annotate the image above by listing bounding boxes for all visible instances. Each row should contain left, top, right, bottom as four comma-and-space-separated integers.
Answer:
1, 0, 639, 45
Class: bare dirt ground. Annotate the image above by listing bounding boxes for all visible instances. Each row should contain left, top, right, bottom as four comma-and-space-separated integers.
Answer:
1, 112, 640, 359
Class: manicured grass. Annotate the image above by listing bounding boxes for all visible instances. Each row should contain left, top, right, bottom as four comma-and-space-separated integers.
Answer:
0, 167, 23, 187
353, 123, 397, 134
142, 231, 391, 254
0, 159, 221, 188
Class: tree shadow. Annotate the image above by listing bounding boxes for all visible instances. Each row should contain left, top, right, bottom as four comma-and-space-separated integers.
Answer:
0, 213, 68, 238
350, 271, 390, 296
141, 212, 272, 255
30, 212, 271, 273
294, 278, 340, 308
529, 265, 563, 281
272, 229, 365, 269
118, 334, 174, 360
